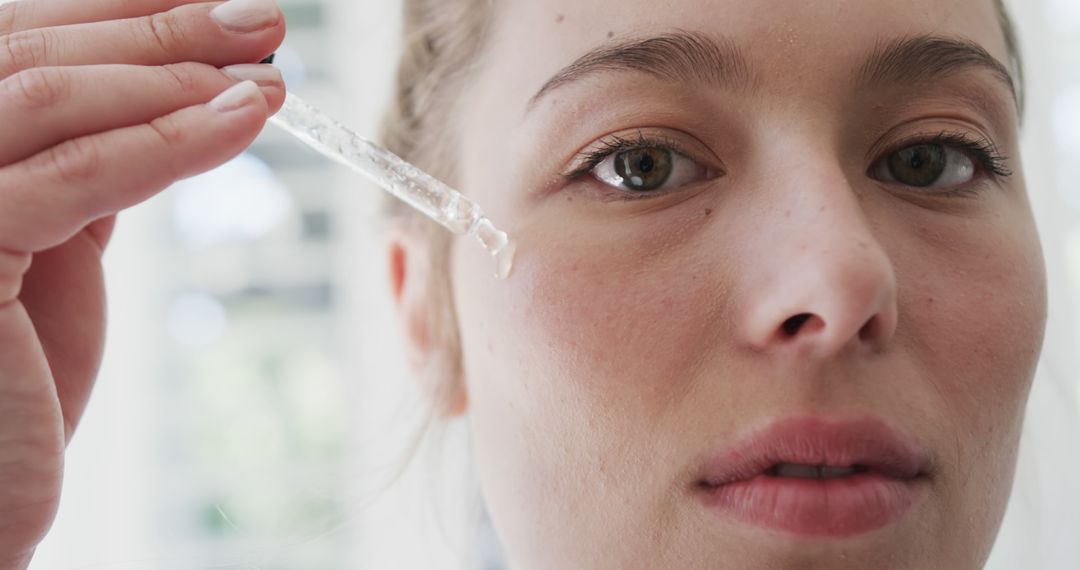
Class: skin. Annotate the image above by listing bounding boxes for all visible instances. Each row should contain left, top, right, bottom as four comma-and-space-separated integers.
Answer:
393, 0, 1047, 568
0, 1, 285, 567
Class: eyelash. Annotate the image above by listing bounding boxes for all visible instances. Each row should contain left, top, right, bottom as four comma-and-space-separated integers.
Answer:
878, 130, 1013, 180
562, 131, 699, 182
561, 130, 1012, 198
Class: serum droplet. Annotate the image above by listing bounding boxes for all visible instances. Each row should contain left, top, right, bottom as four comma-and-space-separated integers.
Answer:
494, 241, 517, 280
471, 217, 517, 280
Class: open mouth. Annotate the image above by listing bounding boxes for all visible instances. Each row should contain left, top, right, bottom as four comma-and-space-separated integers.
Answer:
698, 463, 878, 488
763, 463, 872, 479
696, 416, 930, 487
694, 415, 932, 537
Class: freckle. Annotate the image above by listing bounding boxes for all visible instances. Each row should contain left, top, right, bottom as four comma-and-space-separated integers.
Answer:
566, 195, 573, 202
784, 210, 791, 218
705, 208, 713, 217
607, 31, 614, 38
555, 13, 565, 23
858, 241, 868, 249
927, 297, 935, 304
819, 206, 826, 213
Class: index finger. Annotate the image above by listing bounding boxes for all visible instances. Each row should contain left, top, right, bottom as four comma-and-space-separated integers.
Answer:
0, 0, 200, 36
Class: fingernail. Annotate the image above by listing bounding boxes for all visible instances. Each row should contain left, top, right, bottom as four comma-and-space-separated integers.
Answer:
210, 0, 280, 33
221, 64, 283, 87
208, 80, 263, 112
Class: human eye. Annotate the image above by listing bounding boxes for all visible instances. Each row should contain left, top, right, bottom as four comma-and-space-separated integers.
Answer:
868, 131, 1012, 194
562, 130, 723, 199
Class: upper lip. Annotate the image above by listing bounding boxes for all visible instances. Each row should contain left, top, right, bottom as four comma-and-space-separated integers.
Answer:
698, 415, 931, 486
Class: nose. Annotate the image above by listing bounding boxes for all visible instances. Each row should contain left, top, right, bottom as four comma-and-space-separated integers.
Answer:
738, 170, 898, 357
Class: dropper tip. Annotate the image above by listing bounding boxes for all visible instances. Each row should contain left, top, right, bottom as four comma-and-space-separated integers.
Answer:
494, 240, 517, 280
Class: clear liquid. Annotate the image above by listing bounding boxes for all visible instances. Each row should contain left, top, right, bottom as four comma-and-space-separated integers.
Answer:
472, 218, 517, 280
268, 93, 517, 279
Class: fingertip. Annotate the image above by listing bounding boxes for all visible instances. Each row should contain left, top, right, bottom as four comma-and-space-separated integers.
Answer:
244, 7, 288, 65
262, 84, 285, 114
173, 79, 269, 177
218, 63, 284, 113
207, 79, 266, 113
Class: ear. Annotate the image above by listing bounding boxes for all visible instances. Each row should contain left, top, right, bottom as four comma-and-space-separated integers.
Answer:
388, 229, 468, 418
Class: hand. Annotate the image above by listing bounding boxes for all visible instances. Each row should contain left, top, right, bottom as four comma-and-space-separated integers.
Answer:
0, 0, 286, 566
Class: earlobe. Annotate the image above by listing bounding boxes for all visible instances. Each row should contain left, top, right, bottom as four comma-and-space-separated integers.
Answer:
446, 382, 468, 416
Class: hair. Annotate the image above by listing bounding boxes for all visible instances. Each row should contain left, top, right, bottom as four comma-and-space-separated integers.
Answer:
378, 0, 1025, 413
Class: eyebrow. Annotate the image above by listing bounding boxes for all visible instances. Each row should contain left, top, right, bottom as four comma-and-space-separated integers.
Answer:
527, 30, 751, 111
857, 35, 1018, 106
528, 32, 1018, 113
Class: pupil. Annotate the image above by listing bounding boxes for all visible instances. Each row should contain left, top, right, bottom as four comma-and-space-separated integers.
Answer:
614, 148, 673, 192
637, 154, 655, 173
888, 144, 946, 187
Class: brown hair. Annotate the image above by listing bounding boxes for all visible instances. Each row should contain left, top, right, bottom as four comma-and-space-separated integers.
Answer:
379, 0, 1025, 410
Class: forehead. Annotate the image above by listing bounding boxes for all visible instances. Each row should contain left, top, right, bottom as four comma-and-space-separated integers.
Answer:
476, 0, 1008, 107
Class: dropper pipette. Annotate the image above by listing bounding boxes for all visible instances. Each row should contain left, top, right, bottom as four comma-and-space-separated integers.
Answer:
267, 92, 516, 279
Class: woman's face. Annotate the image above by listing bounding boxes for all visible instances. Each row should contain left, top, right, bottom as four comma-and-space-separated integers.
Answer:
438, 0, 1046, 567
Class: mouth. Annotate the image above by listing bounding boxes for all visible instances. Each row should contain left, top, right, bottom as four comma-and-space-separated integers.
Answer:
762, 463, 871, 478
695, 415, 932, 538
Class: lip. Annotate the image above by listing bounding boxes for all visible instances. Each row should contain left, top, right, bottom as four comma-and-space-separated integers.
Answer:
695, 415, 932, 538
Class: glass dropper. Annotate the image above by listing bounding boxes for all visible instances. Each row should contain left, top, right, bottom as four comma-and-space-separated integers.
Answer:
267, 92, 516, 279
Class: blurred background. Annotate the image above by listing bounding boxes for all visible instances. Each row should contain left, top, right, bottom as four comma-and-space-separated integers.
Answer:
23, 0, 1080, 568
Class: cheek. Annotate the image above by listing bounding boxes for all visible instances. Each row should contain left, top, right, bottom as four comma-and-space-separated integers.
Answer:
892, 209, 1045, 548
482, 212, 727, 420
899, 215, 1045, 425
454, 216, 726, 446
450, 211, 726, 555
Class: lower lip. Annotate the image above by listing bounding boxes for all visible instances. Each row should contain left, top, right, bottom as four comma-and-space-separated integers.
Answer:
698, 472, 928, 538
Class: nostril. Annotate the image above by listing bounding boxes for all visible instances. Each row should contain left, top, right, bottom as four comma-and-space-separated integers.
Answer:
858, 315, 880, 341
781, 313, 814, 336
